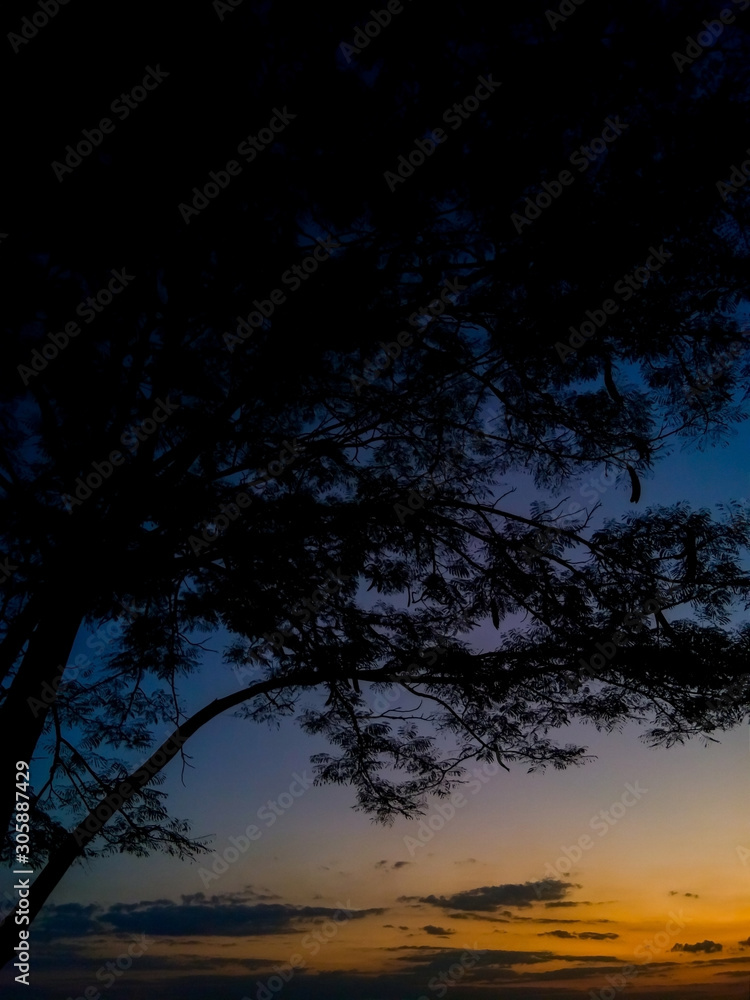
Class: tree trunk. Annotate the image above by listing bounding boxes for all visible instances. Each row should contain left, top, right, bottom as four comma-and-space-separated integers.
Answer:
0, 672, 317, 968
0, 594, 84, 849
0, 591, 47, 687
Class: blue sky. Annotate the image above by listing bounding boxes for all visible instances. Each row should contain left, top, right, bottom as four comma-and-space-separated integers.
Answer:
5, 375, 749, 1000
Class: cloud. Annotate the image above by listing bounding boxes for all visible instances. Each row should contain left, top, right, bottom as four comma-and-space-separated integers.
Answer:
422, 925, 456, 937
681, 956, 750, 968
447, 913, 512, 923
396, 947, 620, 978
420, 880, 577, 912
30, 948, 305, 980
397, 947, 556, 969
48, 962, 655, 1000
239, 885, 283, 901
182, 887, 280, 905
515, 917, 577, 924
671, 940, 723, 954
515, 917, 615, 925
385, 946, 446, 952
538, 930, 619, 941
739, 937, 750, 947
468, 962, 666, 985
21, 937, 686, 1000
35, 894, 386, 940
33, 903, 105, 939
669, 890, 699, 898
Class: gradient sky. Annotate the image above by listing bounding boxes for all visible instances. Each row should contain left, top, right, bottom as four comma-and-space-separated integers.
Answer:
6, 1, 750, 996
3, 399, 750, 1000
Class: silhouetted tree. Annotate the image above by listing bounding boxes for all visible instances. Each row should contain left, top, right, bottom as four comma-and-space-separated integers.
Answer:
2, 0, 750, 968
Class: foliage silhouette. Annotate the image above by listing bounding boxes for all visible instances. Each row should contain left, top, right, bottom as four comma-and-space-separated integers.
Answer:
2, 0, 750, 968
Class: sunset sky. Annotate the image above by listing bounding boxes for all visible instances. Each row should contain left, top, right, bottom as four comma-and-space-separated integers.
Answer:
6, 1, 750, 997
5, 414, 750, 1000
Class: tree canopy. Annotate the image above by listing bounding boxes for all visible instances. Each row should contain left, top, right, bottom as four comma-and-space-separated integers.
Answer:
2, 0, 750, 969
